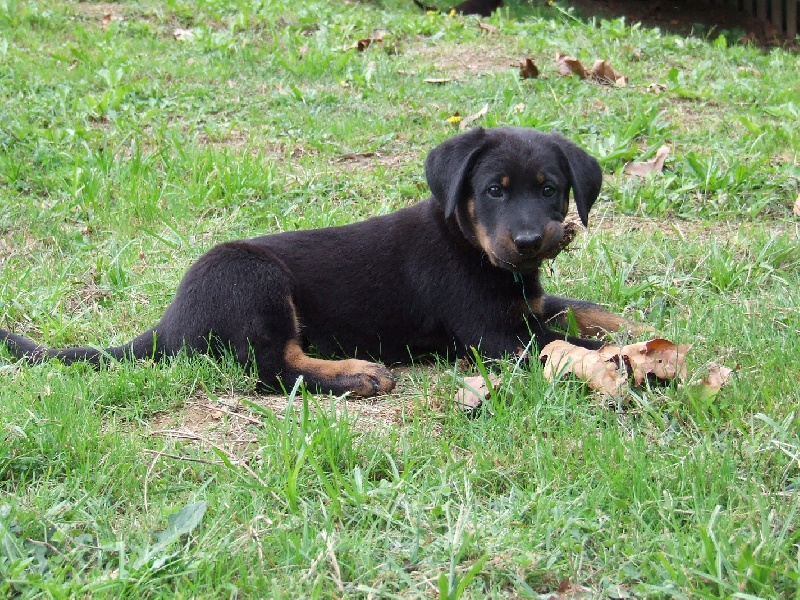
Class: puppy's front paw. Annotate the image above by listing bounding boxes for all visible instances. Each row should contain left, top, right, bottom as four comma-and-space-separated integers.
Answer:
346, 361, 396, 397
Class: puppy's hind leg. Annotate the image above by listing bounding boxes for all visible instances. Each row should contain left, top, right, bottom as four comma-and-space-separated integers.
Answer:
186, 242, 395, 397
279, 336, 396, 398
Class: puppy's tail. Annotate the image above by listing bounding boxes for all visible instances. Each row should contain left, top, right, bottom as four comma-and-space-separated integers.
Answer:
0, 327, 163, 366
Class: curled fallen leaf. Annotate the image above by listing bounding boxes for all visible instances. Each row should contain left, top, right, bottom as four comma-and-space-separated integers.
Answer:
478, 22, 498, 34
454, 374, 500, 410
623, 145, 671, 177
519, 58, 539, 80
541, 340, 628, 396
540, 337, 691, 396
555, 52, 587, 79
619, 338, 691, 385
424, 78, 451, 84
590, 59, 628, 86
793, 193, 800, 218
459, 104, 488, 130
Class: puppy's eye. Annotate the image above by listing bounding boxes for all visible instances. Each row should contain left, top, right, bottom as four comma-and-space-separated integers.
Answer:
487, 184, 504, 198
541, 185, 557, 197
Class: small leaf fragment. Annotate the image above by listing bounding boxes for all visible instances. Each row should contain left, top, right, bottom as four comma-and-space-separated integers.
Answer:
173, 28, 195, 41
344, 36, 384, 51
519, 58, 539, 80
454, 374, 500, 410
555, 52, 587, 79
793, 193, 800, 217
478, 22, 498, 34
687, 363, 736, 400
102, 12, 123, 28
459, 104, 488, 130
590, 59, 628, 86
623, 145, 671, 177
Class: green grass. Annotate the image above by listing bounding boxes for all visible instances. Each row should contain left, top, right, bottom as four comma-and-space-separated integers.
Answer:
1, 0, 799, 596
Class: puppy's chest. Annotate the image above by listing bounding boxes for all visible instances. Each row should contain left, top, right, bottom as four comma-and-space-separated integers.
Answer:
459, 276, 542, 325
508, 294, 543, 321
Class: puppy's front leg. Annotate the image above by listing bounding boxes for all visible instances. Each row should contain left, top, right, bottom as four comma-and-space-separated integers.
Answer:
541, 295, 651, 338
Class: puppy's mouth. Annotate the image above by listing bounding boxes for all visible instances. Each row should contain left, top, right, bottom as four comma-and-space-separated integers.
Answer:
471, 220, 565, 273
485, 235, 564, 273
485, 249, 542, 273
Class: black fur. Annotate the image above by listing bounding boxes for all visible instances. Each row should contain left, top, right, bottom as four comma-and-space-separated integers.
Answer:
0, 127, 637, 397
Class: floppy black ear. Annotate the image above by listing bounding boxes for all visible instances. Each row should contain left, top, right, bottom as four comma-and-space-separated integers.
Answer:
553, 134, 602, 227
425, 127, 487, 219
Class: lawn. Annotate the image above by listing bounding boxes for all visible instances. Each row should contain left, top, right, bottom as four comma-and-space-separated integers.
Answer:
1, 0, 799, 597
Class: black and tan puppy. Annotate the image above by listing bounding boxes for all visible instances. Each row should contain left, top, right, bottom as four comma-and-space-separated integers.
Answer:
0, 127, 638, 397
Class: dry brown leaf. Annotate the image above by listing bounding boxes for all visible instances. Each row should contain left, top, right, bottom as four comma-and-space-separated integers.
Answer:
101, 12, 123, 28
173, 28, 195, 41
541, 337, 690, 396
347, 37, 382, 51
541, 340, 628, 396
623, 145, 671, 177
590, 59, 628, 86
793, 193, 800, 218
555, 52, 587, 79
619, 338, 691, 385
344, 37, 382, 51
424, 78, 451, 84
459, 104, 488, 130
454, 374, 500, 409
519, 58, 539, 80
478, 22, 498, 34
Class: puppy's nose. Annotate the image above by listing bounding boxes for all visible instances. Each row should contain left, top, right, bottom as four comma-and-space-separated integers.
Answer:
513, 232, 543, 253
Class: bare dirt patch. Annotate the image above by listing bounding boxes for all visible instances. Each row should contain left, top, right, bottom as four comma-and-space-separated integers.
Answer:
588, 207, 800, 240
72, 2, 124, 20
146, 367, 444, 458
331, 148, 418, 174
407, 42, 516, 78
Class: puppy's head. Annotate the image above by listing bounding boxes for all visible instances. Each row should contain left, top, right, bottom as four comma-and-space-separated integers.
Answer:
425, 126, 602, 273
